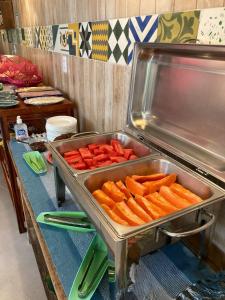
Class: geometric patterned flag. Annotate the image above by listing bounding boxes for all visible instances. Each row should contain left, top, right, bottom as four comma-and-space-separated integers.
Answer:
92, 21, 109, 62
79, 22, 92, 58
108, 18, 129, 65
128, 15, 158, 64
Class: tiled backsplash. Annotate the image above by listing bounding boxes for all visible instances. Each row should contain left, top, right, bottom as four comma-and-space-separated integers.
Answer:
2, 7, 225, 65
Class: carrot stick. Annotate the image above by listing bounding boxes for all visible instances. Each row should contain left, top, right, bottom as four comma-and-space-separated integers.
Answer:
116, 180, 132, 199
101, 204, 129, 226
102, 181, 127, 202
132, 173, 166, 183
135, 194, 167, 219
159, 186, 191, 209
143, 173, 177, 193
127, 197, 152, 222
146, 192, 178, 214
92, 190, 115, 208
125, 176, 148, 196
170, 183, 202, 204
114, 201, 145, 226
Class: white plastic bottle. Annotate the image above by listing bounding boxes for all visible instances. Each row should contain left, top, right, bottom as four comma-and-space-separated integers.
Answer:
14, 116, 29, 141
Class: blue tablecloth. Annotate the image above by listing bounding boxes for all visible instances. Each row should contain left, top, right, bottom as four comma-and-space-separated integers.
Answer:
9, 140, 214, 299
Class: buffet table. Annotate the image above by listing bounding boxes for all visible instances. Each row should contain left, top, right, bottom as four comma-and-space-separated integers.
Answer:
8, 140, 215, 300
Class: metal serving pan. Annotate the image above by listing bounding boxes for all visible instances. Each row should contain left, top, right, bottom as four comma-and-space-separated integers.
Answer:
77, 155, 224, 239
49, 130, 156, 176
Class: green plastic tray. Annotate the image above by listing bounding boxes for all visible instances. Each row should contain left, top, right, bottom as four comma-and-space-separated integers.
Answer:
23, 151, 47, 174
36, 211, 96, 233
69, 234, 109, 300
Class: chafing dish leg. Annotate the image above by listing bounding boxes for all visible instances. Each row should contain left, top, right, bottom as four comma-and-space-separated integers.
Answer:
54, 166, 65, 207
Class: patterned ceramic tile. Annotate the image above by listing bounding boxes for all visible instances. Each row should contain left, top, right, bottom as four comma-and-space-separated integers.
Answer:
92, 21, 109, 62
197, 7, 225, 45
20, 28, 26, 46
157, 10, 200, 43
108, 18, 129, 65
79, 22, 92, 58
67, 23, 79, 56
24, 27, 35, 47
39, 25, 53, 51
7, 29, 13, 43
128, 15, 158, 64
52, 23, 78, 55
34, 26, 41, 48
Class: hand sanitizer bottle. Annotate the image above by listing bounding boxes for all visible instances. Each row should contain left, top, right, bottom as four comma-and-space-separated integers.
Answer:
14, 116, 29, 141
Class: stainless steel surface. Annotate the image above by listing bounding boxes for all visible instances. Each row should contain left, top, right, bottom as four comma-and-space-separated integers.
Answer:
49, 131, 155, 176
79, 156, 223, 238
127, 43, 225, 183
157, 210, 215, 239
71, 131, 99, 138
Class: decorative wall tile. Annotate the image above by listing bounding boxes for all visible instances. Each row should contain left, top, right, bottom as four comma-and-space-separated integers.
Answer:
52, 23, 79, 55
53, 24, 70, 54
24, 27, 35, 47
108, 18, 129, 66
16, 28, 22, 44
21, 27, 26, 46
128, 15, 158, 64
68, 23, 79, 56
7, 29, 13, 43
79, 22, 92, 58
157, 10, 200, 43
0, 29, 7, 43
92, 21, 109, 62
197, 7, 225, 44
39, 25, 53, 51
34, 26, 41, 48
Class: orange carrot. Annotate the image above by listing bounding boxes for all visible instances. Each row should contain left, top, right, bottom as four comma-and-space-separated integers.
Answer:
114, 201, 145, 226
125, 176, 148, 196
127, 197, 152, 222
132, 173, 166, 183
102, 181, 127, 202
143, 173, 177, 193
135, 194, 167, 219
159, 186, 191, 209
116, 180, 132, 199
101, 204, 129, 225
146, 192, 178, 214
92, 190, 115, 208
170, 183, 202, 204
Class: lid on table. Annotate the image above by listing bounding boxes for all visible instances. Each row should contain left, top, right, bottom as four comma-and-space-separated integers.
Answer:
127, 43, 225, 178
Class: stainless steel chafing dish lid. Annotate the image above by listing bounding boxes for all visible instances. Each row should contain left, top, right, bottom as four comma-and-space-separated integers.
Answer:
127, 43, 225, 184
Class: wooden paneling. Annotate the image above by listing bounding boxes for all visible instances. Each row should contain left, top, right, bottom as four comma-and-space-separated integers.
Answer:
3, 0, 225, 133
0, 0, 15, 29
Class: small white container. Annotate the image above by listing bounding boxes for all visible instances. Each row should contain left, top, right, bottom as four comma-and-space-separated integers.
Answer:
14, 116, 29, 141
46, 116, 77, 141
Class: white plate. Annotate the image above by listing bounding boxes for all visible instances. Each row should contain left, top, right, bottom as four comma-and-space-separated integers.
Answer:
24, 96, 64, 105
16, 86, 54, 93
0, 100, 19, 108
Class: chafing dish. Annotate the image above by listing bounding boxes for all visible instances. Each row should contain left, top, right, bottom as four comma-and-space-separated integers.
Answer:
49, 43, 225, 299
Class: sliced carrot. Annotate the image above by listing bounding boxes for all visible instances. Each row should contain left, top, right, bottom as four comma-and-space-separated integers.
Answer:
101, 204, 129, 225
92, 190, 115, 208
159, 186, 191, 209
146, 192, 178, 214
114, 201, 145, 226
132, 173, 166, 183
170, 183, 202, 204
116, 180, 132, 199
125, 176, 148, 196
127, 197, 152, 222
143, 173, 177, 193
102, 181, 127, 202
135, 194, 167, 219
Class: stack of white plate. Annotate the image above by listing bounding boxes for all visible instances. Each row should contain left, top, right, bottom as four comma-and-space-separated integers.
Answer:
46, 116, 77, 141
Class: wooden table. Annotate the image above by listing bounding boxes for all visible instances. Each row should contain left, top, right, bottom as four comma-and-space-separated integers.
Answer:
0, 99, 74, 233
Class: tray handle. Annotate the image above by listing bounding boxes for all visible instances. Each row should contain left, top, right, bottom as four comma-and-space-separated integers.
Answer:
71, 131, 99, 138
157, 210, 215, 239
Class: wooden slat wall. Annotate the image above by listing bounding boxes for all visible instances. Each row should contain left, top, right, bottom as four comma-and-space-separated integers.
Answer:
5, 0, 225, 132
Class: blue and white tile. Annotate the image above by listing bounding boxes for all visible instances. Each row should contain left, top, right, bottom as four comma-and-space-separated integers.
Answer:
108, 18, 129, 65
128, 15, 158, 64
197, 7, 225, 45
